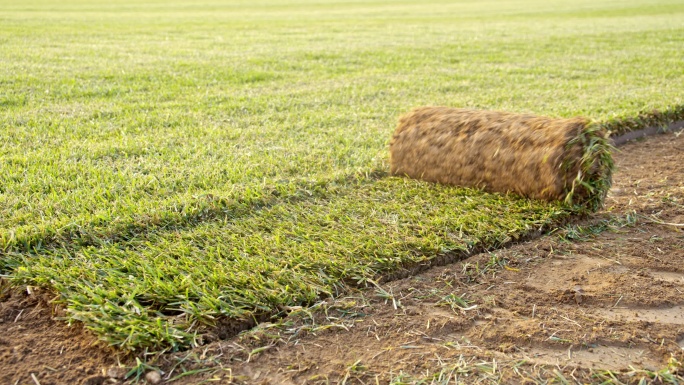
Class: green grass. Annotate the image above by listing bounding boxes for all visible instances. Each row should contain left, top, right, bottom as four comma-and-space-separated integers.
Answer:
1, 0, 683, 351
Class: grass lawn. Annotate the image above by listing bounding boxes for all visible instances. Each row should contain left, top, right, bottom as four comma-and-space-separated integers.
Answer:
1, 0, 683, 351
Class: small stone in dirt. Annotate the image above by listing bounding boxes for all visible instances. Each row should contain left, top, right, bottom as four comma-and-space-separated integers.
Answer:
145, 370, 162, 384
404, 307, 419, 316
106, 367, 127, 379
573, 285, 584, 304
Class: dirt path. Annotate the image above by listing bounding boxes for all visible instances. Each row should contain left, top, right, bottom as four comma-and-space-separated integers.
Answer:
2, 132, 683, 385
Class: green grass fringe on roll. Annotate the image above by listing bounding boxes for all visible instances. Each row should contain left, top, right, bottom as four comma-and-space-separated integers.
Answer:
563, 122, 614, 212
390, 107, 614, 212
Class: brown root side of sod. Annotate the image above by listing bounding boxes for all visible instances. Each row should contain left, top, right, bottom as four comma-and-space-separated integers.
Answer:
1, 131, 683, 385
389, 107, 613, 212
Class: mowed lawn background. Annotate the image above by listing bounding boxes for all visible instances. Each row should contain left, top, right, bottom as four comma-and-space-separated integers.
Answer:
1, 0, 683, 351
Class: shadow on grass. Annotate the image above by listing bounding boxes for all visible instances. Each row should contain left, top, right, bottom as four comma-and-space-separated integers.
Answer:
0, 170, 389, 268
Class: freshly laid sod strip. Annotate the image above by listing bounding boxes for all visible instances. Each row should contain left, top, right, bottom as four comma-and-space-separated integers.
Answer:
9, 178, 568, 350
1, 0, 683, 351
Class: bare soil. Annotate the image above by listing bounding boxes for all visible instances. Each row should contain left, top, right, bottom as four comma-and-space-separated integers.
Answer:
2, 131, 683, 385
0, 287, 120, 385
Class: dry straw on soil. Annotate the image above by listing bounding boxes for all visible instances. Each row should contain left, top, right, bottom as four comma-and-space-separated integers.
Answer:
390, 107, 614, 211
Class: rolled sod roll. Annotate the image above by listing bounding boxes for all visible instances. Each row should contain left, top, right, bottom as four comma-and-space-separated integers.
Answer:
389, 107, 614, 211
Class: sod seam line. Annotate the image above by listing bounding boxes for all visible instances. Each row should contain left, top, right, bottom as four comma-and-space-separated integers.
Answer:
611, 119, 684, 147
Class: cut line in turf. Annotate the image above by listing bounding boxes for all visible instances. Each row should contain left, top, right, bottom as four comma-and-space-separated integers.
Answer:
610, 119, 684, 146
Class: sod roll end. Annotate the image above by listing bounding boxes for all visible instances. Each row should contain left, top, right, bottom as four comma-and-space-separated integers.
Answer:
389, 107, 614, 211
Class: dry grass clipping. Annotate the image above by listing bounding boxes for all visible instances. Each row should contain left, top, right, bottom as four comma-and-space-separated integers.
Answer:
390, 107, 614, 211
